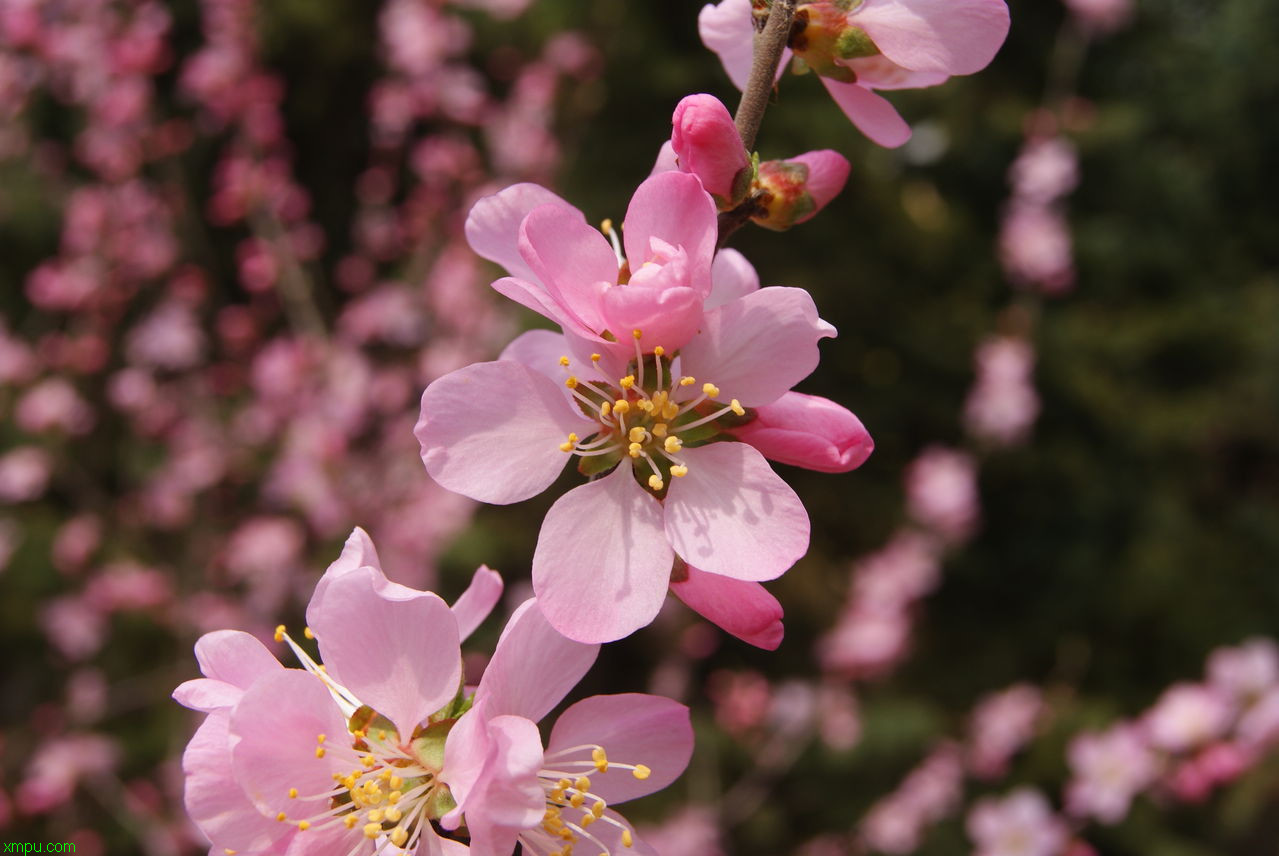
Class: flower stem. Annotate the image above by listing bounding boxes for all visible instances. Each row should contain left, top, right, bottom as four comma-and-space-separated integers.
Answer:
733, 0, 796, 152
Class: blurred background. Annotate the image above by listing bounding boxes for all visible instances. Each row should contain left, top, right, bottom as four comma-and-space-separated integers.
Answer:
1, 0, 1277, 854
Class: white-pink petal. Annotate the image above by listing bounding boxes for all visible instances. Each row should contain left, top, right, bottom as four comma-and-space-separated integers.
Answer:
706, 248, 761, 310
519, 203, 618, 332
193, 629, 283, 688
417, 360, 588, 505
664, 442, 809, 582
466, 183, 572, 283
854, 0, 1011, 76
532, 465, 674, 643
819, 78, 913, 148
479, 599, 599, 723
451, 565, 505, 642
699, 0, 790, 90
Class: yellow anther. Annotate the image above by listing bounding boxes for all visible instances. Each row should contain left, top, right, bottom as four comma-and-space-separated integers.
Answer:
580, 813, 596, 827
570, 792, 586, 808
224, 850, 237, 855
297, 821, 310, 831
654, 345, 665, 356
288, 788, 298, 799
670, 465, 689, 478
385, 806, 402, 823
600, 401, 612, 418
388, 790, 402, 805
628, 427, 647, 443
273, 625, 286, 642
702, 383, 720, 398
565, 376, 579, 389
316, 734, 326, 744
648, 475, 664, 491
378, 768, 393, 781
363, 822, 381, 839
592, 747, 608, 771
318, 664, 327, 673
592, 800, 606, 818
601, 218, 614, 235
303, 626, 314, 639
651, 391, 668, 409
363, 780, 381, 794
575, 776, 592, 792
628, 443, 642, 458
367, 809, 384, 823
389, 776, 403, 790
344, 814, 359, 829
632, 329, 643, 340
276, 812, 287, 822
622, 829, 634, 848
613, 399, 630, 414
549, 788, 566, 803
558, 778, 573, 790
361, 755, 376, 767
632, 764, 651, 780
619, 375, 635, 389
651, 423, 668, 438
559, 355, 571, 366
560, 441, 574, 452
637, 399, 655, 413
730, 398, 745, 416
315, 747, 326, 759
390, 827, 409, 847
664, 436, 683, 453
591, 353, 602, 363
661, 402, 679, 420
342, 774, 358, 789
376, 730, 387, 742
352, 729, 367, 739
679, 376, 696, 386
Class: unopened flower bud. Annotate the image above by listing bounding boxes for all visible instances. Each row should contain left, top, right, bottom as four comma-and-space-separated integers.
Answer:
751, 150, 850, 231
730, 391, 872, 473
671, 94, 752, 207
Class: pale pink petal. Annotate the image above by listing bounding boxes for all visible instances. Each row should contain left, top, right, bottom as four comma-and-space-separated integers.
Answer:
706, 248, 760, 310
678, 287, 835, 407
193, 629, 283, 687
173, 678, 245, 712
547, 693, 693, 804
844, 55, 950, 90
229, 671, 356, 818
440, 705, 491, 827
490, 276, 579, 333
499, 329, 571, 382
532, 466, 674, 643
463, 714, 546, 856
664, 442, 809, 581
670, 566, 784, 649
308, 567, 461, 739
309, 527, 382, 621
466, 183, 572, 283
622, 172, 718, 298
452, 565, 505, 642
819, 78, 912, 148
730, 391, 874, 473
183, 712, 290, 853
416, 360, 589, 505
650, 140, 679, 176
519, 203, 617, 331
854, 0, 1011, 76
479, 599, 599, 722
597, 283, 704, 353
699, 0, 790, 90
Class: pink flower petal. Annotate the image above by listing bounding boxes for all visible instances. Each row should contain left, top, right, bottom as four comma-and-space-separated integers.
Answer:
466, 183, 572, 283
855, 0, 1011, 76
183, 712, 292, 853
789, 150, 852, 221
173, 678, 245, 712
308, 567, 462, 740
664, 442, 809, 581
440, 703, 491, 828
730, 391, 874, 473
547, 693, 693, 804
417, 360, 589, 505
598, 283, 704, 353
490, 276, 580, 333
500, 329, 572, 382
463, 714, 546, 856
679, 287, 835, 407
650, 140, 679, 176
844, 55, 950, 90
532, 465, 674, 643
706, 248, 760, 310
622, 172, 718, 299
699, 0, 790, 90
672, 94, 750, 200
819, 78, 912, 148
519, 203, 618, 332
309, 527, 382, 622
229, 671, 356, 818
452, 565, 505, 642
670, 565, 784, 649
478, 599, 599, 722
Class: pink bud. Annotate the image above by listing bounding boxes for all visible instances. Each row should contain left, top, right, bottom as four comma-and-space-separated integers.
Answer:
731, 391, 873, 473
671, 94, 750, 204
753, 150, 850, 230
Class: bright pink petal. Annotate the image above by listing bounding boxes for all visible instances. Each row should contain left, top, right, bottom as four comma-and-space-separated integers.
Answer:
670, 565, 784, 649
519, 203, 617, 332
479, 599, 599, 722
193, 629, 283, 688
789, 150, 851, 221
308, 567, 461, 739
679, 287, 835, 407
532, 466, 674, 643
598, 283, 704, 353
466, 183, 572, 283
664, 442, 809, 581
416, 360, 588, 505
229, 670, 356, 818
622, 172, 718, 299
452, 565, 504, 642
462, 715, 546, 856
672, 94, 750, 200
547, 693, 693, 804
730, 391, 874, 473
650, 140, 679, 175
490, 276, 579, 333
819, 78, 912, 148
706, 248, 760, 310
854, 0, 1010, 75
699, 0, 790, 90
184, 712, 292, 853
173, 678, 246, 713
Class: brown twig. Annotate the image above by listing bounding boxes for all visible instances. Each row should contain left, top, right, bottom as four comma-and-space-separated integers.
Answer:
733, 0, 796, 152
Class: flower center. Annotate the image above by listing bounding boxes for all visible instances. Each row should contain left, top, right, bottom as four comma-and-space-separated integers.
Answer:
557, 329, 745, 496
521, 743, 652, 856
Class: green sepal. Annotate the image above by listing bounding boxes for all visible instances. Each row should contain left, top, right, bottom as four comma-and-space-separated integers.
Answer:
349, 705, 396, 740
579, 451, 622, 478
836, 26, 879, 59
410, 720, 454, 773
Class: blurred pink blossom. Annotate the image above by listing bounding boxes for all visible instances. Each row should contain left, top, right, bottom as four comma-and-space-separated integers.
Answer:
860, 743, 964, 854
1064, 723, 1157, 824
999, 202, 1074, 294
1143, 683, 1234, 753
968, 684, 1045, 779
640, 806, 726, 856
1206, 638, 1279, 704
0, 445, 53, 502
1064, 0, 1133, 34
967, 788, 1069, 856
15, 377, 95, 435
17, 734, 121, 814
906, 446, 980, 542
1009, 137, 1079, 204
965, 335, 1040, 446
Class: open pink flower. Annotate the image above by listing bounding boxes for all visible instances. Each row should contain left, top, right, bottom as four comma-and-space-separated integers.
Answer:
440, 599, 693, 856
699, 0, 1010, 147
418, 243, 835, 643
173, 528, 501, 856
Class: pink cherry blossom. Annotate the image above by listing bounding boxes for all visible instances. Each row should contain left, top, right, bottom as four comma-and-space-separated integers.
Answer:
751, 149, 852, 230
859, 743, 963, 854
1206, 638, 1279, 704
1142, 683, 1233, 754
173, 528, 501, 856
1064, 723, 1157, 824
699, 0, 1010, 147
967, 788, 1069, 856
439, 599, 693, 856
671, 93, 750, 204
967, 684, 1045, 779
905, 446, 979, 542
964, 336, 1040, 446
1063, 0, 1133, 34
